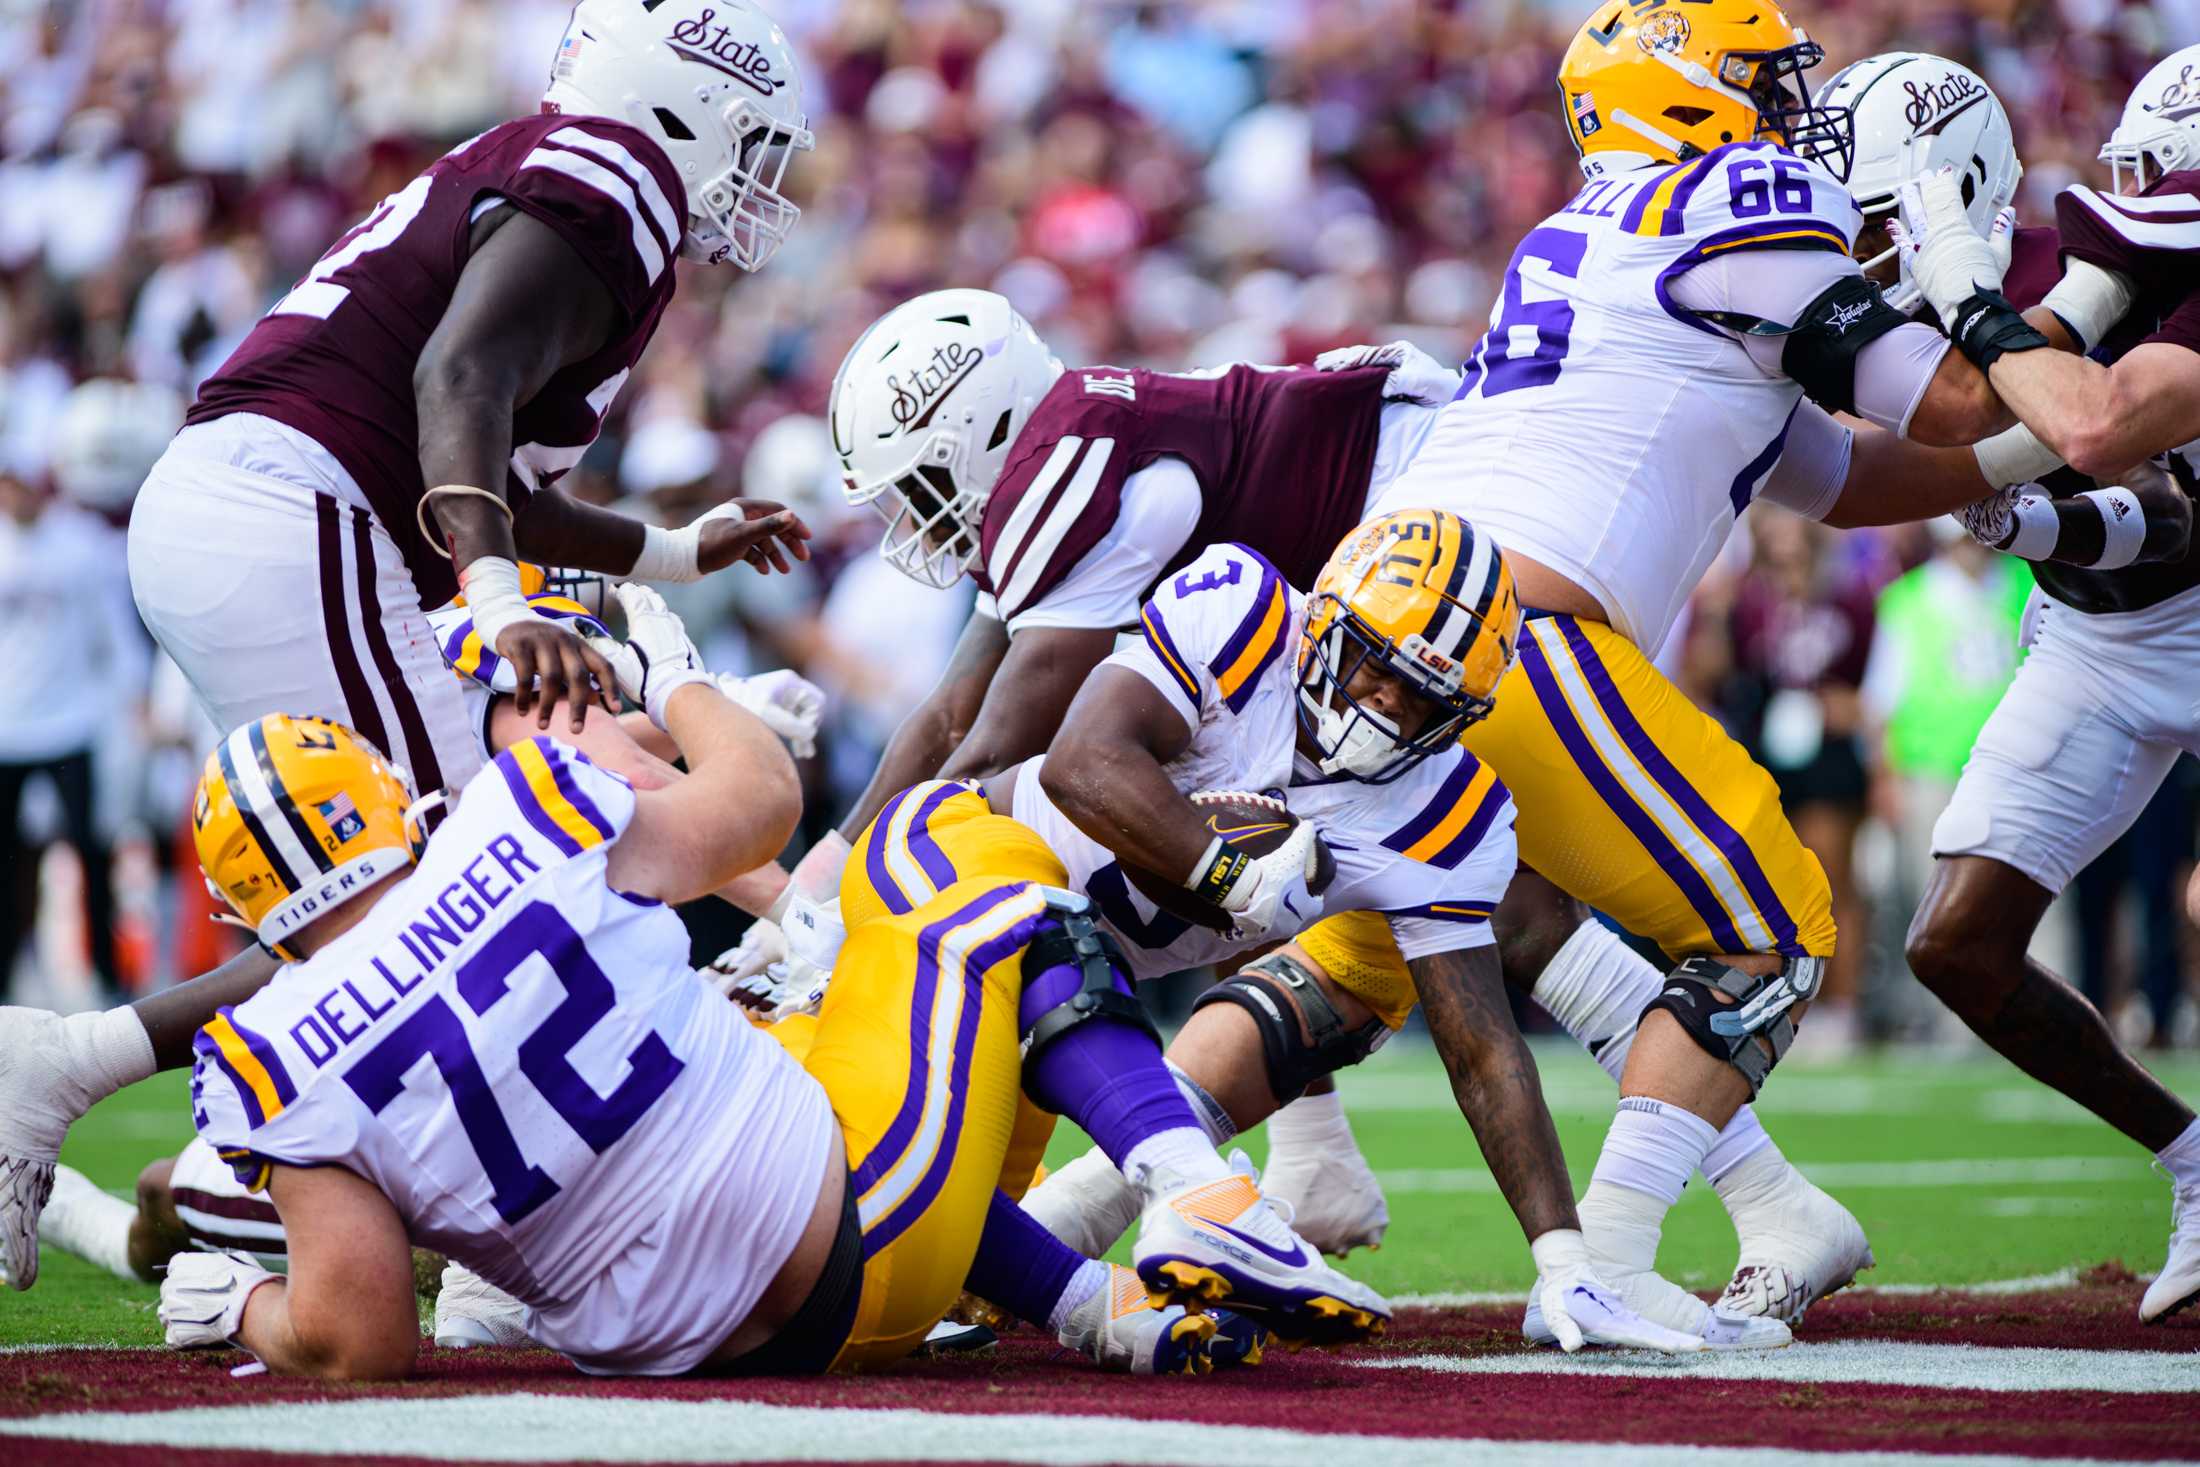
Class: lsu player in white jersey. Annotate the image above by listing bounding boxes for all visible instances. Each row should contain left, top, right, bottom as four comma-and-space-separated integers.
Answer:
1356, 0, 2014, 1342
833, 511, 1703, 1354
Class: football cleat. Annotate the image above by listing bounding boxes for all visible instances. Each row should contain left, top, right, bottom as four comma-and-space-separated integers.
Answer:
1059, 1263, 1219, 1375
2140, 1171, 2200, 1324
919, 1318, 999, 1357
1131, 1152, 1390, 1348
1717, 1166, 1876, 1325
1522, 1288, 1790, 1351
433, 1261, 534, 1348
0, 1007, 107, 1291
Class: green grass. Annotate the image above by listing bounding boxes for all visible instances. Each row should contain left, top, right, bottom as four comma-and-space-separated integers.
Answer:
7, 1043, 2196, 1347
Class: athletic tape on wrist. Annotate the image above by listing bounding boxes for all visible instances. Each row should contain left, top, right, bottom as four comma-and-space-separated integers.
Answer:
644, 669, 717, 731
1972, 423, 2064, 489
460, 555, 530, 650
2080, 487, 2147, 570
2041, 260, 2136, 353
631, 521, 703, 583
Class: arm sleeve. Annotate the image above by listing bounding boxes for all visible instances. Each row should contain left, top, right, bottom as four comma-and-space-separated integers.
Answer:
1005, 458, 1203, 633
1851, 323, 1953, 438
503, 121, 684, 320
1757, 400, 1853, 522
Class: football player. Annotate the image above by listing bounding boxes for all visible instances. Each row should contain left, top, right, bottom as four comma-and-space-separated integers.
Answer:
1863, 45, 2200, 1324
0, 0, 817, 1287
154, 609, 1378, 1376
1346, 0, 2029, 1342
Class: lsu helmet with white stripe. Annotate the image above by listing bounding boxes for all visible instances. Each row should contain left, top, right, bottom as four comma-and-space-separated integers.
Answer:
1298, 511, 1522, 784
543, 0, 813, 270
193, 715, 423, 960
1808, 53, 2020, 311
830, 289, 1064, 588
1556, 0, 1848, 179
2102, 46, 2200, 193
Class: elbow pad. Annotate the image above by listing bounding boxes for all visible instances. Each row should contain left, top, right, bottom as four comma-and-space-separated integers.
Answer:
1778, 275, 1912, 417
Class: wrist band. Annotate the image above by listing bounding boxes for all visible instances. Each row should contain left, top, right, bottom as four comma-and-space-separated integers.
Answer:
644, 668, 717, 732
2040, 259, 2136, 354
1972, 423, 2064, 489
631, 521, 703, 582
1188, 836, 1250, 908
1947, 290, 2052, 371
2001, 495, 2060, 560
416, 484, 513, 561
459, 555, 530, 652
2080, 487, 2147, 570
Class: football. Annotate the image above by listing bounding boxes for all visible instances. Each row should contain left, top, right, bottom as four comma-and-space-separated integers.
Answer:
1123, 790, 1336, 932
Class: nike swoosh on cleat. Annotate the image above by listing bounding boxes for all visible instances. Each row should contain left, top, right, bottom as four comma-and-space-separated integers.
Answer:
1194, 1218, 1309, 1267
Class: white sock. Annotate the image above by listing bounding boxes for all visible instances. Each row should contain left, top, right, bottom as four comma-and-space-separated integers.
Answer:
1021, 1147, 1142, 1257
1122, 1127, 1231, 1194
2160, 1117, 2200, 1187
1166, 1061, 1238, 1146
59, 1009, 156, 1102
1048, 1258, 1110, 1335
1579, 1175, 1713, 1334
1590, 1097, 1719, 1207
1709, 1141, 1800, 1227
1531, 920, 1662, 1085
1701, 1105, 1778, 1186
38, 1166, 139, 1281
1265, 1088, 1352, 1155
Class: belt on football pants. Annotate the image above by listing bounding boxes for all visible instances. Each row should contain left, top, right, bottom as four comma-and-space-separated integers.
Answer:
718, 1170, 863, 1376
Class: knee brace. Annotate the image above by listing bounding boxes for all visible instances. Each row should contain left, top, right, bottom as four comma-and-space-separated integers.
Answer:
1190, 950, 1388, 1105
1642, 955, 1825, 1097
1019, 887, 1160, 1089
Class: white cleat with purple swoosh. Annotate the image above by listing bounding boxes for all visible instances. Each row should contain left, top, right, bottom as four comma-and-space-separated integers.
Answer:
1131, 1151, 1389, 1349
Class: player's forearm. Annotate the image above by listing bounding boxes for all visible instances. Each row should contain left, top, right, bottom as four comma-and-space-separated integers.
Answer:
512, 489, 648, 575
1039, 736, 1212, 883
1987, 347, 2126, 474
237, 1281, 415, 1380
1413, 948, 1579, 1242
414, 357, 525, 570
662, 682, 802, 884
1820, 432, 1992, 529
1904, 350, 2011, 447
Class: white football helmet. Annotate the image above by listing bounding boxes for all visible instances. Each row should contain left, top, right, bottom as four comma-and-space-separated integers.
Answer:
829, 290, 1063, 589
50, 378, 184, 512
2102, 46, 2200, 194
543, 0, 813, 271
1812, 53, 2020, 312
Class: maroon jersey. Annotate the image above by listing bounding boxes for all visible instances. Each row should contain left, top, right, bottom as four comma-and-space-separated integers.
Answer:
972, 365, 1390, 624
187, 115, 685, 604
2003, 225, 2063, 314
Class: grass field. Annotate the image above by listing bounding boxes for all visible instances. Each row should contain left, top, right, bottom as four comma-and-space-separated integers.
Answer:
7, 1038, 2193, 1350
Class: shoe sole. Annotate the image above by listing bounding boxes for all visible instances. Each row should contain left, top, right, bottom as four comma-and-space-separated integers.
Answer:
1157, 1312, 1218, 1376
1718, 1240, 1877, 1326
1137, 1257, 1386, 1349
434, 1317, 527, 1348
2141, 1280, 2199, 1324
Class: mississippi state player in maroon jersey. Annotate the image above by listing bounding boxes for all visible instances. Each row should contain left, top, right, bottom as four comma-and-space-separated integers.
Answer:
0, 0, 815, 1290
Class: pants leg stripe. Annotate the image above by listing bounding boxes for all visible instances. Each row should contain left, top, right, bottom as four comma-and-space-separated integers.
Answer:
1519, 623, 1753, 953
884, 782, 963, 911
314, 495, 394, 762
855, 884, 1051, 1255
1552, 617, 1805, 955
346, 506, 443, 793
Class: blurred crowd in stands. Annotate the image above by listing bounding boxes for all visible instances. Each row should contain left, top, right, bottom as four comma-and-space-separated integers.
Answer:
1, 0, 2195, 1046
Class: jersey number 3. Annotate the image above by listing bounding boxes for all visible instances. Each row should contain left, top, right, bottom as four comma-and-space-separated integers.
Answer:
1459, 226, 1587, 398
341, 902, 685, 1224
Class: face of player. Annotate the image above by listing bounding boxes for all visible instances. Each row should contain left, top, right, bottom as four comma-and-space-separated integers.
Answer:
1339, 660, 1443, 743
1853, 217, 1898, 288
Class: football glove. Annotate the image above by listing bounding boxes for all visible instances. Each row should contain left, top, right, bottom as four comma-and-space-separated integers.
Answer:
1313, 340, 1462, 406
1530, 1230, 1703, 1355
716, 668, 826, 758
1889, 169, 2008, 328
160, 1249, 277, 1350
593, 583, 714, 729
1199, 821, 1325, 944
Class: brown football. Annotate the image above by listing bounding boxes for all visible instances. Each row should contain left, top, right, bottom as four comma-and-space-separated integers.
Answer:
1123, 791, 1336, 933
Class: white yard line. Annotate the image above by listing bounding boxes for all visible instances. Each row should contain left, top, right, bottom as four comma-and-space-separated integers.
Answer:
1362, 1338, 2199, 1395
1378, 1156, 2154, 1196
0, 1395, 2167, 1467
1389, 1266, 2150, 1308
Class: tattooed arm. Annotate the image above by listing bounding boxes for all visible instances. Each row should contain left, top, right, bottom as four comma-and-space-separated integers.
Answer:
1410, 945, 1580, 1242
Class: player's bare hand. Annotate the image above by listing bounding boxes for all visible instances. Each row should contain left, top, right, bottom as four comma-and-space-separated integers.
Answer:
696, 499, 813, 577
497, 618, 615, 733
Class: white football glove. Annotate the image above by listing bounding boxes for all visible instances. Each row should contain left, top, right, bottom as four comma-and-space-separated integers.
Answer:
1530, 1231, 1703, 1355
160, 1249, 277, 1350
594, 583, 714, 729
1209, 821, 1324, 944
717, 668, 826, 758
709, 919, 787, 993
709, 894, 844, 1011
1889, 167, 2007, 326
1313, 340, 1463, 406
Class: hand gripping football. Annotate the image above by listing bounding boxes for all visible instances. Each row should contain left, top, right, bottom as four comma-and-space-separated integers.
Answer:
1125, 791, 1335, 933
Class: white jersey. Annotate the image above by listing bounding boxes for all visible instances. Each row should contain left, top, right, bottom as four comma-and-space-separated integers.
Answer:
1370, 141, 1864, 653
190, 737, 837, 1375
1009, 542, 1517, 979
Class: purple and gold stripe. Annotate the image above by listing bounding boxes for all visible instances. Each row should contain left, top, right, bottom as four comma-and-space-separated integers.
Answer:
194, 1008, 297, 1129
495, 738, 617, 857
1381, 901, 1495, 924
1383, 754, 1509, 871
864, 781, 964, 917
1210, 550, 1291, 713
1140, 603, 1203, 709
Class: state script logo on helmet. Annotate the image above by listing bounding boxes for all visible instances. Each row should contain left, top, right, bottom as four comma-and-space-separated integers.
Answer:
2102, 45, 2200, 193
1556, 0, 1848, 178
1298, 511, 1522, 785
1813, 53, 2020, 312
194, 715, 424, 959
544, 0, 813, 270
829, 288, 1065, 589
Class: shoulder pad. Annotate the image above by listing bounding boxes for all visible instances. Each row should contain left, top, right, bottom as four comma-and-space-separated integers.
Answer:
2058, 182, 2200, 283
981, 389, 1143, 619
1144, 543, 1293, 716
483, 736, 635, 858
1626, 143, 1858, 255
503, 119, 684, 317
1378, 751, 1511, 871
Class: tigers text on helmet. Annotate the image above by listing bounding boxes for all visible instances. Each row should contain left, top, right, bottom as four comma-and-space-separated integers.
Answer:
2102, 46, 2200, 194
829, 289, 1064, 589
1556, 0, 1848, 179
1298, 511, 1522, 785
1812, 53, 2020, 313
543, 0, 813, 271
193, 715, 425, 959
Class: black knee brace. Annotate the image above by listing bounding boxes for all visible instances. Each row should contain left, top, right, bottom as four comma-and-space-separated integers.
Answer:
1642, 955, 1825, 1097
1189, 950, 1387, 1105
1019, 887, 1160, 1090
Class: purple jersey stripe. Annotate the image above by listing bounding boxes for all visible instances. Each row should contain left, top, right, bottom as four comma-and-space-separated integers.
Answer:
1554, 618, 1805, 955
1653, 221, 1853, 339
904, 782, 963, 895
1212, 550, 1286, 671
1728, 401, 1802, 517
1383, 751, 1488, 856
225, 1008, 298, 1106
863, 914, 1043, 1256
1520, 630, 1750, 954
541, 742, 618, 844
1423, 773, 1510, 871
851, 882, 1032, 1197
1660, 152, 1724, 237
1140, 604, 1203, 708
1219, 581, 1290, 716
193, 1029, 268, 1130
863, 785, 923, 917
1619, 159, 1688, 234
494, 748, 585, 857
1380, 902, 1494, 923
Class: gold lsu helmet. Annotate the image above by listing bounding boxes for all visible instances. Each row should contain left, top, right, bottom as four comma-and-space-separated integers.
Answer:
193, 714, 422, 959
1556, 0, 1850, 178
1298, 510, 1522, 785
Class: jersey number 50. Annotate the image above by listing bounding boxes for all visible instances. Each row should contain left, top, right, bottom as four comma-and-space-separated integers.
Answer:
1459, 227, 1587, 399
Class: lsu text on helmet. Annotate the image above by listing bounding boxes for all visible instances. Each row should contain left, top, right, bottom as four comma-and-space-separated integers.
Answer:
1556, 0, 1848, 180
1298, 510, 1522, 785
193, 715, 423, 960
543, 0, 813, 271
829, 288, 1064, 589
